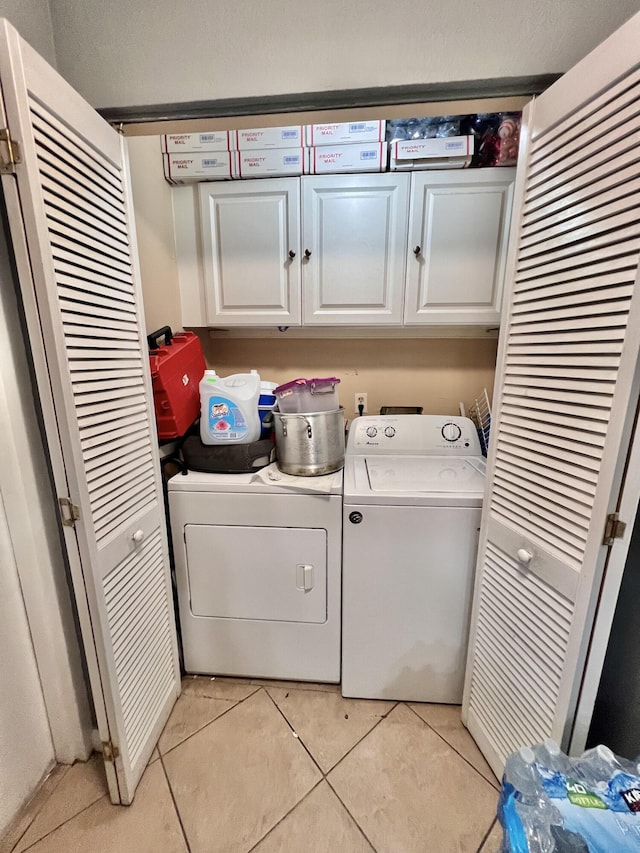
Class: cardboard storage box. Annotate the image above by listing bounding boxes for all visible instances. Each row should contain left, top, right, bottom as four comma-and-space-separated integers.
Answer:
390, 136, 474, 170
236, 147, 308, 178
234, 126, 304, 150
309, 142, 387, 174
162, 132, 232, 152
163, 152, 238, 183
305, 120, 386, 146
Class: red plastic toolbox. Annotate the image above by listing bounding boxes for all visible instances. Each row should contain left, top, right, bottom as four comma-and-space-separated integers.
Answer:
148, 327, 205, 439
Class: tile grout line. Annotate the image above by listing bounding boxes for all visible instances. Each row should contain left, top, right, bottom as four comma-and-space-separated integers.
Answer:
263, 689, 393, 853
245, 778, 325, 853
404, 704, 501, 792
159, 752, 192, 853
159, 683, 262, 759
262, 688, 327, 777
324, 701, 399, 776
2, 766, 70, 853
321, 704, 407, 853
12, 792, 110, 853
475, 817, 499, 853
13, 687, 260, 853
323, 774, 380, 853
264, 687, 398, 778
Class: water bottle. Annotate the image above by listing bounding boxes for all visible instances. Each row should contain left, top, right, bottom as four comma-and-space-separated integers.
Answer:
575, 744, 633, 788
503, 747, 558, 853
505, 747, 543, 803
535, 739, 572, 775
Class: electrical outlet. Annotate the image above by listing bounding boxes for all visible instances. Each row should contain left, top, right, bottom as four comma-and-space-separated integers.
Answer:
355, 393, 368, 415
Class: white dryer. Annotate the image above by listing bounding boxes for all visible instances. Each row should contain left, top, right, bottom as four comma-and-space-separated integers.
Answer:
168, 464, 342, 682
342, 415, 485, 703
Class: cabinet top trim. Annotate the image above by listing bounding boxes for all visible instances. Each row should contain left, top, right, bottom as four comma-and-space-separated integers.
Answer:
104, 77, 556, 133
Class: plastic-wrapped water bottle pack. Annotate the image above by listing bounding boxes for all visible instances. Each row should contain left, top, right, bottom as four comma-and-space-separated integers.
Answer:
500, 742, 640, 852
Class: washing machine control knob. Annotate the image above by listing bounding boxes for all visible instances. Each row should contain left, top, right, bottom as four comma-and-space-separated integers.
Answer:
384, 426, 396, 437
349, 511, 363, 524
442, 422, 462, 442
365, 426, 377, 437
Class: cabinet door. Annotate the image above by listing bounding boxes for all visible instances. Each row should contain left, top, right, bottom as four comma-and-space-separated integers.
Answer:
199, 178, 301, 325
405, 169, 515, 325
302, 174, 410, 325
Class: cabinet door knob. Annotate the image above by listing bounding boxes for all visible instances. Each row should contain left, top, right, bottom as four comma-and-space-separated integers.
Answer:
131, 529, 144, 544
304, 249, 312, 259
413, 245, 421, 256
517, 548, 533, 565
288, 250, 296, 259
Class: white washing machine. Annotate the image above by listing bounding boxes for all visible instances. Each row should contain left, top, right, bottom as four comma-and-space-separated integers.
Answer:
168, 463, 342, 682
342, 415, 485, 703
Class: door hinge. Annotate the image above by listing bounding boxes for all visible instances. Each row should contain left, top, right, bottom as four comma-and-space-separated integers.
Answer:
603, 513, 626, 546
0, 128, 21, 174
101, 740, 120, 762
58, 497, 80, 527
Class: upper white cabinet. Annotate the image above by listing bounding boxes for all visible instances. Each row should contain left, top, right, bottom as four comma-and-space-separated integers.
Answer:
199, 178, 301, 325
178, 168, 516, 329
404, 169, 515, 325
301, 174, 410, 325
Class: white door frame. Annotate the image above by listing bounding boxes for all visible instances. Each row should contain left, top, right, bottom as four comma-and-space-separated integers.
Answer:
0, 194, 92, 762
570, 392, 640, 754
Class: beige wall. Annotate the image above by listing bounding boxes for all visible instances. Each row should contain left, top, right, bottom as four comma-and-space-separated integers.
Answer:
127, 137, 182, 335
197, 335, 497, 418
48, 0, 640, 110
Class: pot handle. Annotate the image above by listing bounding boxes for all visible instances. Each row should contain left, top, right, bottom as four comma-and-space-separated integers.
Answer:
280, 414, 313, 437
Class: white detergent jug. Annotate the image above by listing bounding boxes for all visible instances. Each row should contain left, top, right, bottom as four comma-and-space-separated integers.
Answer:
199, 370, 261, 445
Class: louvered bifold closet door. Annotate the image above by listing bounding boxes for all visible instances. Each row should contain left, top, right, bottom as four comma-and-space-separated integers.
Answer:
0, 21, 180, 803
462, 11, 640, 778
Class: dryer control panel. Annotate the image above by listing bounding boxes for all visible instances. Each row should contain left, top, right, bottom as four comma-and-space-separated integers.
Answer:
347, 415, 482, 456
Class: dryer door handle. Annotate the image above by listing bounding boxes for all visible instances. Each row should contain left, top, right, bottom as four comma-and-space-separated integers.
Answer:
296, 564, 314, 592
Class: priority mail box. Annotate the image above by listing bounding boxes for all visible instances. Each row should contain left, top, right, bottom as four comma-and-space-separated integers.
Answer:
234, 126, 304, 150
163, 152, 238, 184
162, 132, 232, 153
306, 121, 386, 146
390, 136, 474, 170
236, 147, 308, 178
309, 142, 387, 174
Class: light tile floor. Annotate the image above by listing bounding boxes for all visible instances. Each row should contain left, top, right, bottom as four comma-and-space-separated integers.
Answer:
3, 677, 503, 853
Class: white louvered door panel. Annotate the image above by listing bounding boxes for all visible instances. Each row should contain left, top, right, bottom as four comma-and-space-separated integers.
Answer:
0, 21, 180, 803
463, 11, 640, 778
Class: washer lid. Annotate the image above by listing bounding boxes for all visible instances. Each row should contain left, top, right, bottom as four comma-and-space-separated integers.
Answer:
366, 456, 485, 494
341, 454, 485, 505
